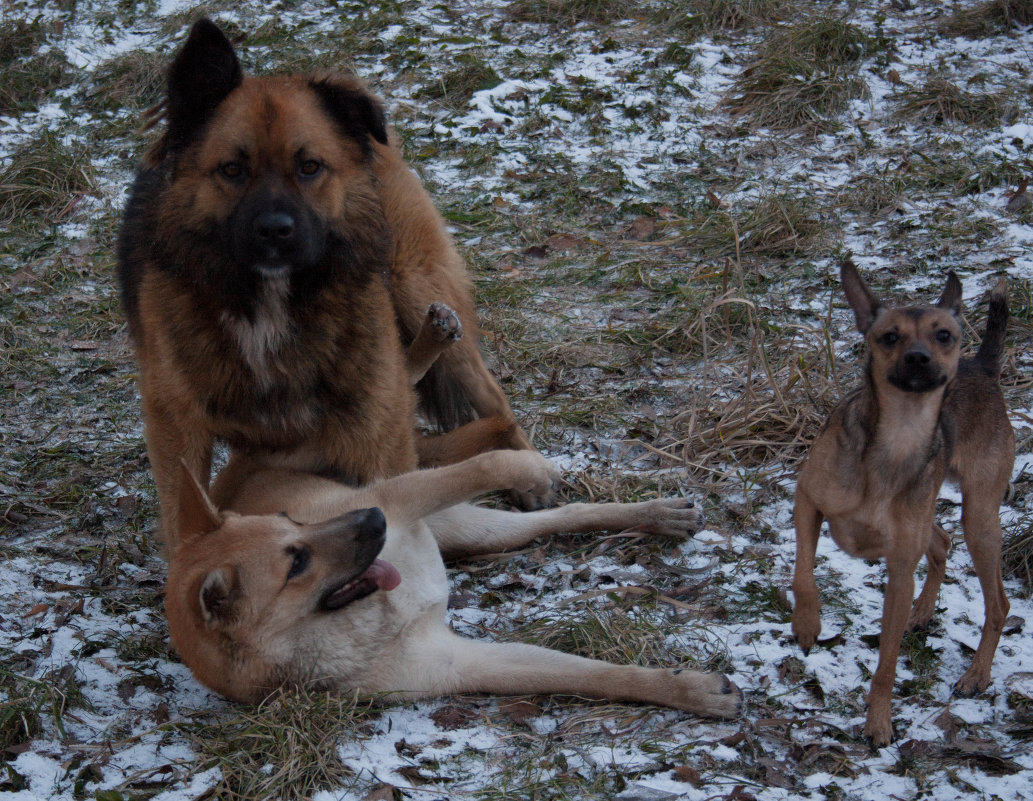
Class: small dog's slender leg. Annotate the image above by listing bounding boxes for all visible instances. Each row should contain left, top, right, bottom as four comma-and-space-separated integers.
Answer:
865, 545, 922, 747
955, 491, 1010, 695
373, 626, 742, 719
907, 524, 950, 631
791, 490, 824, 654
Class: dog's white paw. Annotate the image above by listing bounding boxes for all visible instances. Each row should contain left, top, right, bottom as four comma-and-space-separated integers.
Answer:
628, 497, 703, 537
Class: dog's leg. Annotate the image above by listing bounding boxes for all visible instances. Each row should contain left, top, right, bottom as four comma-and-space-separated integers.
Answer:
374, 625, 742, 718
906, 524, 950, 631
865, 538, 923, 746
791, 490, 824, 654
406, 302, 462, 385
141, 390, 212, 545
365, 449, 559, 524
954, 490, 1009, 696
415, 416, 519, 468
426, 497, 701, 556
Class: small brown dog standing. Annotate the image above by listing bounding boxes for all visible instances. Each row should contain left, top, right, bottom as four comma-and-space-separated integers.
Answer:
118, 20, 537, 545
792, 262, 1013, 746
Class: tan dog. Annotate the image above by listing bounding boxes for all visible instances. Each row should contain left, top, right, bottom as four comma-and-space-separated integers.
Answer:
118, 19, 539, 546
165, 451, 743, 717
792, 262, 1013, 746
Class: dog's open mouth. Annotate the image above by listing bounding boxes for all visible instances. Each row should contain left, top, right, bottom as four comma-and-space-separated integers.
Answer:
320, 559, 401, 611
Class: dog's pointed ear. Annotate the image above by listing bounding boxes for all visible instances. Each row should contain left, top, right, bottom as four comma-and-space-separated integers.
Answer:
841, 259, 881, 334
177, 460, 221, 545
199, 568, 238, 627
309, 76, 389, 147
165, 18, 243, 152
938, 272, 963, 317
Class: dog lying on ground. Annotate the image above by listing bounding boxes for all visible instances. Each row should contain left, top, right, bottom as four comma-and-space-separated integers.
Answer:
165, 451, 743, 717
792, 261, 1013, 746
117, 19, 540, 545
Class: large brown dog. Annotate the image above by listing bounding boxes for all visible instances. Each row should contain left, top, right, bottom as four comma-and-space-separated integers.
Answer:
166, 450, 742, 717
792, 262, 1013, 746
117, 19, 535, 544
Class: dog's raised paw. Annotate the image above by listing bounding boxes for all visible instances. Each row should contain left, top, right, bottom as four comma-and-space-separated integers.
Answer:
425, 302, 462, 342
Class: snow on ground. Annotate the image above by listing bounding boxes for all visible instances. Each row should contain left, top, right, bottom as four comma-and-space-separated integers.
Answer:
1, 1, 1031, 799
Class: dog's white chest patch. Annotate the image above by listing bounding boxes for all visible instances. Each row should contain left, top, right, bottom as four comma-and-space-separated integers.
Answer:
220, 274, 291, 384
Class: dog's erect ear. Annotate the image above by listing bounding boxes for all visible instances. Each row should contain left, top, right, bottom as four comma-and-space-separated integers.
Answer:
937, 272, 963, 317
177, 460, 222, 545
309, 77, 389, 147
841, 259, 881, 334
199, 568, 238, 627
166, 18, 243, 152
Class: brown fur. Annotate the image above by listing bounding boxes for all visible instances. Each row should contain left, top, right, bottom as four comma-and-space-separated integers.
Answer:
166, 451, 742, 718
118, 20, 537, 545
792, 261, 1014, 746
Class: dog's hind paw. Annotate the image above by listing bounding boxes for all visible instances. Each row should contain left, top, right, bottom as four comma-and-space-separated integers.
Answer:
628, 497, 702, 538
669, 670, 743, 719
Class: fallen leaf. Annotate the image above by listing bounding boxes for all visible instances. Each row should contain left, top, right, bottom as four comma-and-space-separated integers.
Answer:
362, 784, 398, 801
69, 340, 98, 351
887, 68, 903, 85
626, 216, 655, 240
430, 703, 479, 730
499, 699, 540, 725
671, 765, 701, 786
545, 233, 580, 251
523, 245, 548, 260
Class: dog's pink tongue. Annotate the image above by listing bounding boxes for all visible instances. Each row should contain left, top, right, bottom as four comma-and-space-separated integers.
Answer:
367, 559, 401, 591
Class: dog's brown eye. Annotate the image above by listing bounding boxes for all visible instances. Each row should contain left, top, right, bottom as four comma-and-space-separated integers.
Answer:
880, 331, 898, 346
219, 161, 244, 181
286, 546, 310, 579
936, 329, 953, 344
298, 159, 323, 178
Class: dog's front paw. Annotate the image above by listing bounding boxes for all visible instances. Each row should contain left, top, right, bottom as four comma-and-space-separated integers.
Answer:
499, 450, 559, 503
863, 702, 894, 748
628, 497, 702, 537
424, 302, 462, 342
791, 598, 821, 656
953, 665, 992, 697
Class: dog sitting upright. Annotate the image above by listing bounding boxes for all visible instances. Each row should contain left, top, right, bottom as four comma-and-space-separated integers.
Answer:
792, 261, 1013, 746
166, 450, 742, 718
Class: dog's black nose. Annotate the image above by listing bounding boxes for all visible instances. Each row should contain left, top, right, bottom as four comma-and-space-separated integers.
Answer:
904, 347, 930, 366
255, 211, 295, 243
354, 507, 386, 542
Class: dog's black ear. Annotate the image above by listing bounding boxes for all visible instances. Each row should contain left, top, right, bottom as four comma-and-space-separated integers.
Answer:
199, 568, 238, 627
937, 272, 963, 317
165, 18, 242, 152
177, 460, 222, 544
309, 77, 389, 148
841, 259, 881, 334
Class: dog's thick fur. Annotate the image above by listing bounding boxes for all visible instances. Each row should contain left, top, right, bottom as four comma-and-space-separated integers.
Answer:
792, 262, 1013, 746
117, 19, 535, 544
165, 451, 743, 717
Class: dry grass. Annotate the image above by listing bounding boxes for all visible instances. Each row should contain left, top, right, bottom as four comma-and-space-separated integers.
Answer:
181, 688, 379, 801
896, 78, 1016, 127
684, 0, 790, 32
939, 0, 1033, 37
723, 16, 873, 130
0, 132, 94, 231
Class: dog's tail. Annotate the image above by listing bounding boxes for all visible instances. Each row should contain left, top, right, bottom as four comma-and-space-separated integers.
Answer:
974, 278, 1009, 374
